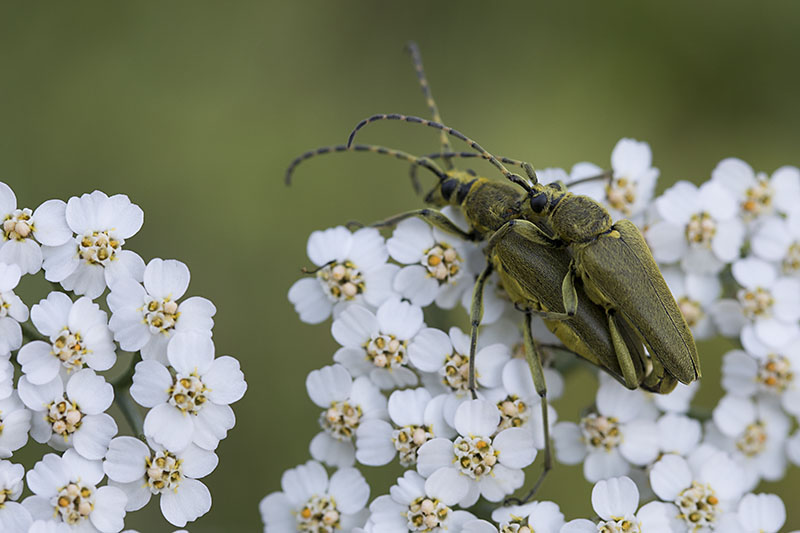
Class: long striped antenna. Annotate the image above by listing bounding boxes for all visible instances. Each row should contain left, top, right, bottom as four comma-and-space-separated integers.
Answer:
284, 143, 446, 192
409, 151, 527, 184
566, 169, 613, 187
346, 114, 532, 193
405, 42, 453, 169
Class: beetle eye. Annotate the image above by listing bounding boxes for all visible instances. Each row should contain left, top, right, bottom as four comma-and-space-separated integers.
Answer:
529, 192, 548, 213
440, 179, 458, 200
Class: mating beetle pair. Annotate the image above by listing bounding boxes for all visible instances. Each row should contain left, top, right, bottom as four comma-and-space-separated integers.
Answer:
286, 42, 700, 499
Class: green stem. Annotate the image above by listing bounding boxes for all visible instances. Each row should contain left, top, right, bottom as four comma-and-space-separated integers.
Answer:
113, 352, 144, 437
20, 321, 48, 343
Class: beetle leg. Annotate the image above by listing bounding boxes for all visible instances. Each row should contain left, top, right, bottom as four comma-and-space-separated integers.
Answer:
506, 311, 552, 504
642, 355, 678, 394
486, 220, 560, 259
608, 311, 639, 389
368, 208, 477, 240
299, 259, 336, 275
561, 261, 578, 317
467, 262, 493, 399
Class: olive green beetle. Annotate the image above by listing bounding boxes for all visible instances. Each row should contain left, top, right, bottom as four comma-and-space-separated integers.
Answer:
345, 113, 700, 391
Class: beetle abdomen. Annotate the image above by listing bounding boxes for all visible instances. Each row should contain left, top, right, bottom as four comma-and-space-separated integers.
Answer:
492, 227, 644, 387
576, 219, 701, 384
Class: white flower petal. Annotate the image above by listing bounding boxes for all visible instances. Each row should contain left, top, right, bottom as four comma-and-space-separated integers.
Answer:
0, 239, 42, 275
309, 431, 355, 468
416, 438, 455, 477
394, 265, 439, 307
408, 328, 451, 372
306, 364, 352, 408
591, 476, 639, 520
387, 388, 429, 426
650, 454, 691, 501
423, 467, 468, 506
143, 403, 193, 452
167, 332, 215, 375
160, 478, 211, 527
203, 356, 246, 405
583, 449, 629, 482
738, 493, 785, 533
67, 369, 114, 415
32, 199, 70, 246
453, 399, 499, 437
73, 414, 117, 460
619, 420, 659, 465
331, 305, 378, 347
130, 360, 172, 407
103, 436, 149, 483
493, 427, 536, 468
329, 467, 370, 514
143, 258, 190, 300
288, 277, 333, 325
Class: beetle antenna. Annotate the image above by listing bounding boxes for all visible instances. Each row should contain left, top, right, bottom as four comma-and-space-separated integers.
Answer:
522, 162, 539, 185
285, 143, 446, 193
566, 169, 613, 187
346, 114, 532, 193
409, 151, 527, 184
405, 41, 453, 169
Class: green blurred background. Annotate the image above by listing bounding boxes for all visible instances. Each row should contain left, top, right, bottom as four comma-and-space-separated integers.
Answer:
2, 1, 800, 530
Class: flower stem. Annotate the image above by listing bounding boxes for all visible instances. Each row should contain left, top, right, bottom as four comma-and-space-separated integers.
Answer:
113, 352, 144, 437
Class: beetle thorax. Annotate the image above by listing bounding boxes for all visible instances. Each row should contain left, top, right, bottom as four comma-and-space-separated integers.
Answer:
461, 181, 523, 235
550, 195, 613, 243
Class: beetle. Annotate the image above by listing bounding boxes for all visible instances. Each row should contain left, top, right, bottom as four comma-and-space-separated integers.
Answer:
345, 113, 700, 390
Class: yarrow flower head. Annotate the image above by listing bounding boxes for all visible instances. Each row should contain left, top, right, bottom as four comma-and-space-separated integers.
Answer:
42, 190, 145, 299
649, 445, 746, 532
332, 298, 424, 389
259, 460, 370, 533
19, 369, 117, 460
416, 399, 536, 507
708, 395, 790, 491
568, 138, 660, 223
387, 212, 477, 309
408, 326, 510, 416
646, 180, 744, 274
131, 333, 247, 452
0, 181, 71, 275
710, 158, 800, 223
561, 476, 674, 532
19, 292, 116, 384
721, 341, 800, 418
103, 436, 216, 527
288, 226, 398, 324
305, 364, 387, 468
368, 470, 479, 532
355, 387, 451, 467
23, 448, 127, 532
108, 258, 215, 364
552, 379, 659, 482
490, 500, 565, 533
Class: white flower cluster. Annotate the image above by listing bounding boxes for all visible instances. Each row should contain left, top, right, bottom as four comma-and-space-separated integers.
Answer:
263, 139, 800, 532
0, 184, 246, 532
